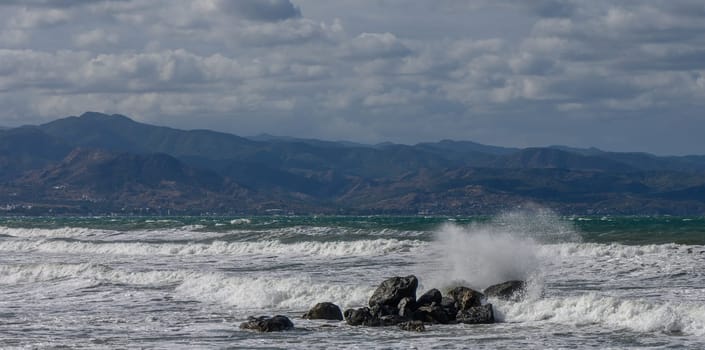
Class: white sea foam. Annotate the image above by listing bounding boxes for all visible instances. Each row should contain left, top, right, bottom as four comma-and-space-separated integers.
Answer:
230, 218, 252, 225
0, 226, 115, 238
175, 273, 373, 310
0, 263, 185, 286
538, 242, 696, 259
0, 238, 423, 257
497, 293, 705, 336
0, 225, 208, 240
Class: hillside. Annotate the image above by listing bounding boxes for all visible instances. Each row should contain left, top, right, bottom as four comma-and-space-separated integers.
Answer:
0, 112, 703, 215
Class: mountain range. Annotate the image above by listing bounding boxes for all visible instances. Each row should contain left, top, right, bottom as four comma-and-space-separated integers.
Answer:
0, 112, 703, 215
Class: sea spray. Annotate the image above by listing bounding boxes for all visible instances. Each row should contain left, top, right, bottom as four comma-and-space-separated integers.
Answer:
420, 209, 579, 292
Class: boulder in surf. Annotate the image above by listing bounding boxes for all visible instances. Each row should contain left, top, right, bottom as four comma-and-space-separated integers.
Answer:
302, 302, 344, 321
483, 280, 526, 302
456, 304, 495, 324
239, 315, 294, 332
447, 286, 485, 311
368, 275, 418, 309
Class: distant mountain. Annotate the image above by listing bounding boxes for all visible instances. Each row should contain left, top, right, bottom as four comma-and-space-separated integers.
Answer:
0, 127, 72, 179
494, 148, 636, 172
247, 133, 372, 149
0, 112, 703, 215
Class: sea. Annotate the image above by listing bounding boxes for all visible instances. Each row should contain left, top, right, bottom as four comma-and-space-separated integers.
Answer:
1, 211, 704, 349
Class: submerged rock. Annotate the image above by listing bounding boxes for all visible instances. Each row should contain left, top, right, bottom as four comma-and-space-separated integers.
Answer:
447, 286, 484, 311
303, 302, 344, 321
483, 280, 526, 302
416, 288, 442, 307
239, 315, 294, 332
399, 320, 425, 332
456, 304, 495, 324
369, 275, 419, 309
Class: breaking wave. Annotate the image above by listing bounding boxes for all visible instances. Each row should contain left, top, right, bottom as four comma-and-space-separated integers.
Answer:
0, 238, 423, 257
497, 294, 705, 336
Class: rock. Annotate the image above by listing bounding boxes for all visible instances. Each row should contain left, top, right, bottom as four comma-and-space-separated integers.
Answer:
371, 304, 397, 318
344, 307, 380, 327
440, 296, 458, 321
399, 320, 425, 332
397, 297, 416, 318
302, 302, 344, 321
483, 280, 526, 302
368, 275, 418, 310
413, 304, 450, 324
456, 304, 495, 324
379, 314, 405, 326
239, 315, 294, 332
416, 288, 442, 306
447, 286, 484, 311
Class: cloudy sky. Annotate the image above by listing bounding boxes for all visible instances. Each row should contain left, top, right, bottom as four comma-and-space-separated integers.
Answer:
1, 0, 704, 155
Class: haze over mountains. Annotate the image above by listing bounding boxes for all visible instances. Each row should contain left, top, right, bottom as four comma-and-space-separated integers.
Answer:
1, 112, 704, 215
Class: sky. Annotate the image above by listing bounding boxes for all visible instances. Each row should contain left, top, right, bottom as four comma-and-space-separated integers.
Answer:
0, 0, 704, 155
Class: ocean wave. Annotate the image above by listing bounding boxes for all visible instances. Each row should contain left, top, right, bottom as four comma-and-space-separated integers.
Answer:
0, 263, 185, 286
538, 242, 702, 259
0, 262, 374, 311
175, 274, 373, 310
0, 226, 115, 238
0, 238, 424, 257
0, 225, 207, 239
497, 293, 705, 336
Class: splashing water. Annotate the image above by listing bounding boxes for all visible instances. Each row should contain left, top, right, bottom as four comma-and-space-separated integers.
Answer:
422, 209, 579, 291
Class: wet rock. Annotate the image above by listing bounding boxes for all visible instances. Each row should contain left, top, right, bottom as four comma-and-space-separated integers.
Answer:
440, 296, 458, 321
368, 275, 418, 310
302, 302, 344, 321
399, 320, 425, 332
239, 315, 294, 332
447, 286, 484, 311
379, 314, 406, 326
413, 304, 450, 324
483, 280, 526, 302
416, 288, 442, 307
371, 304, 397, 318
397, 297, 416, 318
344, 307, 380, 327
456, 304, 495, 324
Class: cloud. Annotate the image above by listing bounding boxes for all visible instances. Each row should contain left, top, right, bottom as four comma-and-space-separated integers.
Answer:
8, 7, 70, 29
345, 32, 411, 60
0, 0, 704, 154
218, 0, 301, 22
73, 29, 119, 47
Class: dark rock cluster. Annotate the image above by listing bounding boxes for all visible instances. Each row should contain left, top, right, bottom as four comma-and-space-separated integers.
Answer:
239, 275, 526, 332
342, 275, 527, 331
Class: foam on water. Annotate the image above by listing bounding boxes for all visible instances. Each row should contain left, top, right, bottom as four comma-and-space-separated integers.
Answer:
0, 226, 114, 238
497, 293, 705, 336
0, 225, 210, 241
176, 274, 374, 311
0, 262, 186, 287
0, 238, 423, 257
